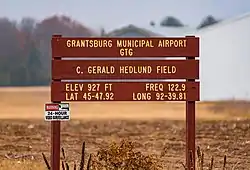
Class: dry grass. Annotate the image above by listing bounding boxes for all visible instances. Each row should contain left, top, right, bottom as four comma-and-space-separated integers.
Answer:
40, 140, 236, 170
90, 139, 162, 170
0, 87, 249, 169
1, 86, 248, 121
206, 100, 250, 116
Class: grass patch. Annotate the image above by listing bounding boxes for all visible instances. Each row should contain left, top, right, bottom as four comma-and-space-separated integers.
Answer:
203, 100, 250, 118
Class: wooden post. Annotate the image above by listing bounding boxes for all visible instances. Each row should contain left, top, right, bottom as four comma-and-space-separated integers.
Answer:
51, 34, 62, 170
51, 119, 61, 170
186, 99, 196, 170
185, 36, 197, 170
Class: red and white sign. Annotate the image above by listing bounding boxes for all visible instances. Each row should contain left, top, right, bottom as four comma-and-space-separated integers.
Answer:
45, 103, 59, 111
44, 103, 70, 121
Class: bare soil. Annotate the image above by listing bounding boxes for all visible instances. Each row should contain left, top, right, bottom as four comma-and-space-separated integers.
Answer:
0, 87, 250, 169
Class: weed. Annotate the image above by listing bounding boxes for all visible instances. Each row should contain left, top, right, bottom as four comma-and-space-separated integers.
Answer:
90, 139, 162, 170
42, 141, 91, 170
42, 141, 239, 170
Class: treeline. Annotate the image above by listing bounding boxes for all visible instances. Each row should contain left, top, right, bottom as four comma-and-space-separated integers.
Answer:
0, 15, 96, 86
0, 15, 219, 86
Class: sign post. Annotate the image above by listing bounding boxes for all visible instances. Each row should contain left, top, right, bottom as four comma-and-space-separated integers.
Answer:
186, 55, 196, 170
50, 35, 199, 170
51, 35, 62, 170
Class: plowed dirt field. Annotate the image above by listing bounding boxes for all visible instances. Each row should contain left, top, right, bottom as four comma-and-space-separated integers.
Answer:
0, 87, 249, 169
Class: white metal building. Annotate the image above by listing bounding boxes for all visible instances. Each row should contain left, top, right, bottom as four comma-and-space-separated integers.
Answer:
106, 13, 250, 101
195, 13, 250, 101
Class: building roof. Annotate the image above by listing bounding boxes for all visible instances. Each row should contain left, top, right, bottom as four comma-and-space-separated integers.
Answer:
196, 12, 250, 34
106, 24, 163, 37
106, 24, 196, 37
142, 24, 195, 37
104, 12, 250, 37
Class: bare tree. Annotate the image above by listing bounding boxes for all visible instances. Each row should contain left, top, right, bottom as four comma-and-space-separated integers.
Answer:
33, 15, 96, 82
0, 18, 26, 85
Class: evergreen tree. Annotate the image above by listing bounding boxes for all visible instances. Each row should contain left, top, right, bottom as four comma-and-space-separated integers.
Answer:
160, 16, 184, 27
197, 15, 219, 29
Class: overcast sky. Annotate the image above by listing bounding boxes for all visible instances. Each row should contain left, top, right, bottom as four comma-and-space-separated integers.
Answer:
1, 0, 250, 31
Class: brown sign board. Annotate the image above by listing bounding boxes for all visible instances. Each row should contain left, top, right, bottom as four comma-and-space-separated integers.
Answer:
51, 37, 199, 57
52, 60, 199, 80
50, 34, 200, 170
51, 81, 200, 102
